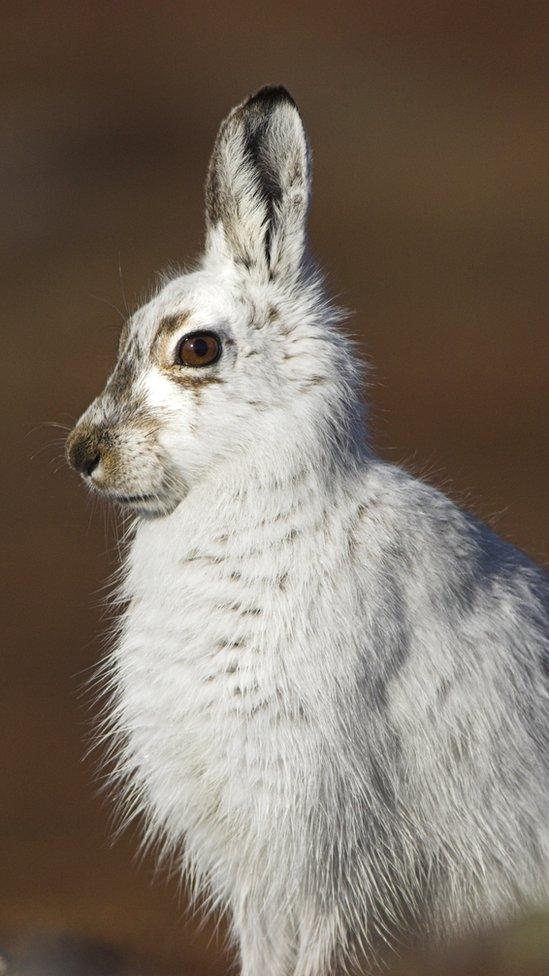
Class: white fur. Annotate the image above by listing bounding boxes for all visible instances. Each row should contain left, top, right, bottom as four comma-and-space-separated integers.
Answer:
69, 89, 549, 975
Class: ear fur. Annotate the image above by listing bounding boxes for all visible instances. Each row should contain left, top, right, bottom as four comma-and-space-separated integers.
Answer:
205, 86, 311, 283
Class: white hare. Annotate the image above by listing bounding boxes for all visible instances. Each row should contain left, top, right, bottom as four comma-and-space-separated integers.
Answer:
67, 87, 549, 975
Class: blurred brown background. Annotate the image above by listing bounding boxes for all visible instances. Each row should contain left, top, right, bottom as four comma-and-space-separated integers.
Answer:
1, 2, 548, 973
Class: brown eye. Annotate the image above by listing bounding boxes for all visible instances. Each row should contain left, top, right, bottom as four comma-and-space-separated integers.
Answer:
176, 332, 221, 367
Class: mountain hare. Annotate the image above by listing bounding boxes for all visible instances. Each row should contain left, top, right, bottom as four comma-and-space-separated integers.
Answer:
66, 87, 549, 975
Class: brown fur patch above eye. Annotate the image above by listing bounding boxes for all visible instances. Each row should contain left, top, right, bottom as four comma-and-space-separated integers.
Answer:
151, 312, 192, 367
155, 312, 192, 342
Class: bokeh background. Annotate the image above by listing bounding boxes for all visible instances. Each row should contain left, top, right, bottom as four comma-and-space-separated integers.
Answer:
2, 2, 548, 973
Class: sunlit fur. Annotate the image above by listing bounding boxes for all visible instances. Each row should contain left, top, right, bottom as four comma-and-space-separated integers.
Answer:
67, 88, 549, 975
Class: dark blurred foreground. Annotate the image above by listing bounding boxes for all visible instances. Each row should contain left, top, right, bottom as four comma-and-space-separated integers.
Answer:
3, 913, 549, 976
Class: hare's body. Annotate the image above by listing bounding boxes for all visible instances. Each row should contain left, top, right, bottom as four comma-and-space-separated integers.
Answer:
117, 452, 549, 973
67, 88, 549, 974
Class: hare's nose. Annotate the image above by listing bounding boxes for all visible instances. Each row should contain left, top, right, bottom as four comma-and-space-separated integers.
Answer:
81, 451, 101, 477
66, 429, 103, 478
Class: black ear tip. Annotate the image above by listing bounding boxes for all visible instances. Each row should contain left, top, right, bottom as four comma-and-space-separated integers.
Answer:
245, 85, 298, 112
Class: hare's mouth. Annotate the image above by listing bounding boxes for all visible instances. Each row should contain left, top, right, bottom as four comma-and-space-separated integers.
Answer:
96, 479, 186, 517
110, 492, 156, 505
103, 489, 176, 515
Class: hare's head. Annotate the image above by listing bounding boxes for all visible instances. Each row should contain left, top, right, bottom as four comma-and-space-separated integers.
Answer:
67, 86, 359, 517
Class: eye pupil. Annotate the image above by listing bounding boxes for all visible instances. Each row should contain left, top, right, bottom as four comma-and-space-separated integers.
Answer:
192, 337, 209, 358
177, 332, 221, 367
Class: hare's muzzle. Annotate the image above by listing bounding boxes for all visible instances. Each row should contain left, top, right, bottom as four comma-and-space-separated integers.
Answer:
65, 414, 184, 516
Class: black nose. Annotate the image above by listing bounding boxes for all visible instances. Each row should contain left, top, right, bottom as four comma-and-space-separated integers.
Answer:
67, 430, 102, 477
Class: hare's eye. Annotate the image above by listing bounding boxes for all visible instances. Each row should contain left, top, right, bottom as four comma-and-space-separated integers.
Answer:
177, 332, 221, 368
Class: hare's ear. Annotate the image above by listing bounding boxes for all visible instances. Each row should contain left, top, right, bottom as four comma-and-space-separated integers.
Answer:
205, 86, 310, 283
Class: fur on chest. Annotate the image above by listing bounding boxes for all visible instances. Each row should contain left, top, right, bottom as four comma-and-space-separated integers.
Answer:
112, 479, 360, 852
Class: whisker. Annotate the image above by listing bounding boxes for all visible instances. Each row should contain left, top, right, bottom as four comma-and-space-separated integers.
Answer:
87, 291, 126, 324
118, 252, 130, 317
24, 420, 73, 437
29, 440, 68, 462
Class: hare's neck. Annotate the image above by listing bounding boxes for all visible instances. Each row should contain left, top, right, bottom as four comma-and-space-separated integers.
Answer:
192, 428, 362, 527
127, 439, 362, 590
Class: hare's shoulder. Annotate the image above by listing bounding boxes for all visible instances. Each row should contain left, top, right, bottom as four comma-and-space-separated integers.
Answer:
351, 462, 548, 737
353, 459, 547, 624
